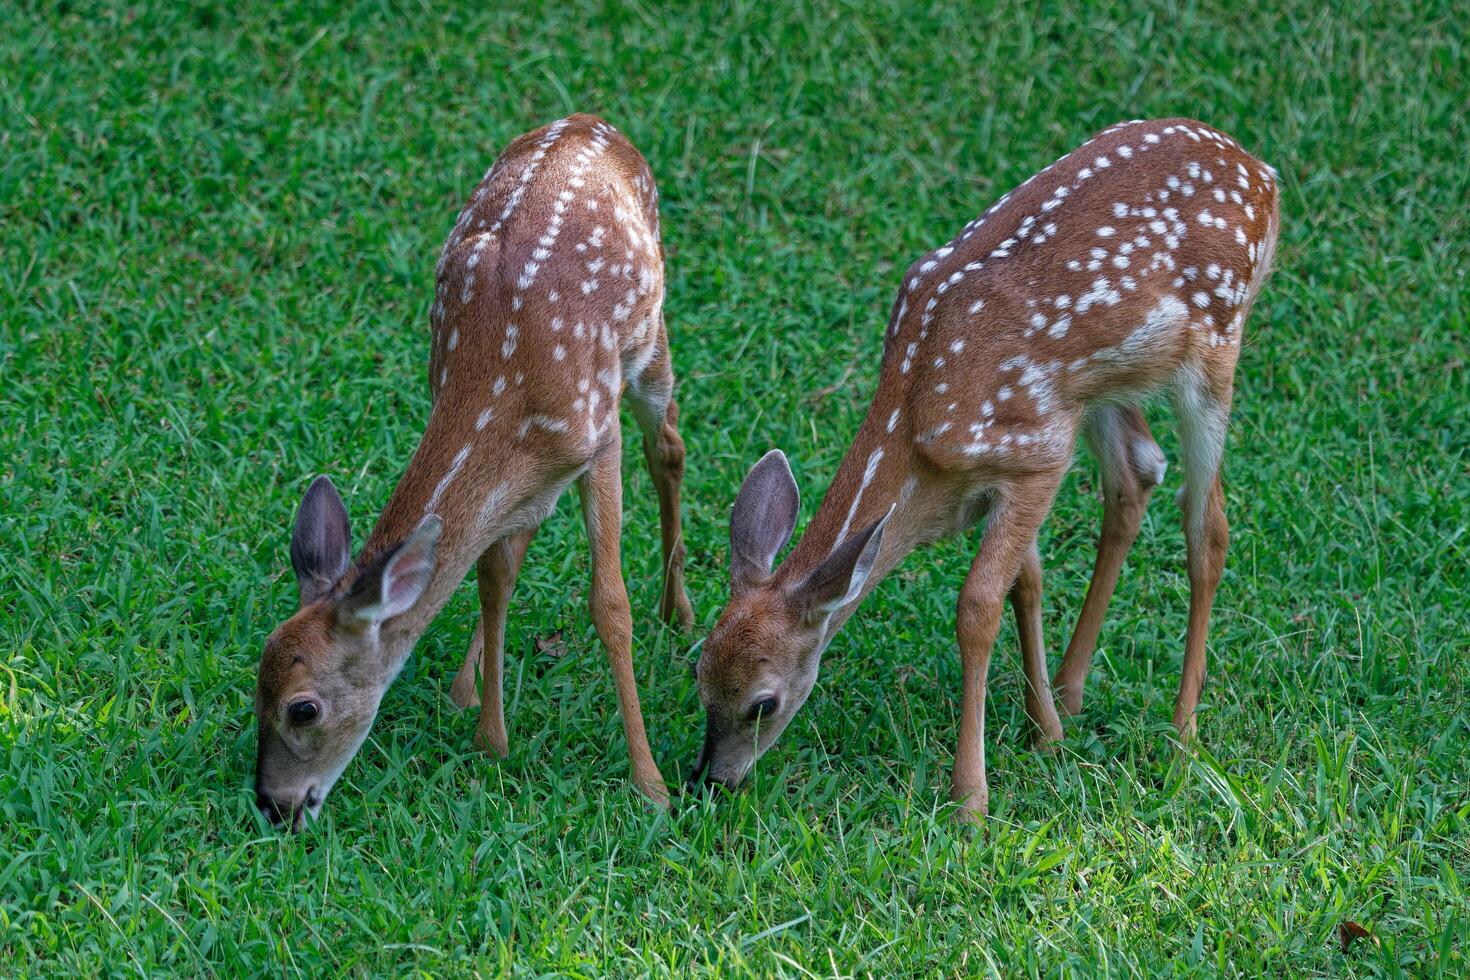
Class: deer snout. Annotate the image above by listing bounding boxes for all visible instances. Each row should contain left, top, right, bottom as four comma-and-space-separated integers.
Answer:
684, 721, 749, 795
255, 785, 320, 832
684, 723, 724, 793
685, 766, 738, 794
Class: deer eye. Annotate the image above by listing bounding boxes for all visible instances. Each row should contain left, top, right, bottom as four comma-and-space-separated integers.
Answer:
746, 695, 778, 721
287, 698, 321, 726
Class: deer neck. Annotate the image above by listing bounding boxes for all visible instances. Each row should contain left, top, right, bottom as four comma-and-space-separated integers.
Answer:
359, 408, 525, 673
779, 399, 949, 643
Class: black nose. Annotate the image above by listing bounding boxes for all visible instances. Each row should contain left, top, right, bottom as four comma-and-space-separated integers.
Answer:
255, 790, 312, 832
255, 790, 291, 827
684, 765, 735, 796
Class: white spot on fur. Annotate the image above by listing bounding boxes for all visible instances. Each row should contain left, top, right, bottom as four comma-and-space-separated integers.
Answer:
425, 445, 472, 514
516, 415, 570, 440
835, 448, 885, 544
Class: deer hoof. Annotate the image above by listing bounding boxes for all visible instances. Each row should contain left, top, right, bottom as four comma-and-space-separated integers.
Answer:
636, 777, 671, 809
473, 727, 509, 759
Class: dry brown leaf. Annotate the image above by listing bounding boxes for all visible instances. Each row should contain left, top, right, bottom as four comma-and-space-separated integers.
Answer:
1338, 920, 1373, 952
535, 629, 569, 658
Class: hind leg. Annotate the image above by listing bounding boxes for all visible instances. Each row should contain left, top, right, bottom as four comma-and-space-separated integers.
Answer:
1010, 539, 1065, 748
1171, 369, 1234, 740
1053, 406, 1166, 715
627, 324, 696, 629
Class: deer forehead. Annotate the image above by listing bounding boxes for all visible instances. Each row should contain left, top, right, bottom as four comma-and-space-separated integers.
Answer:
705, 598, 797, 677
258, 610, 337, 702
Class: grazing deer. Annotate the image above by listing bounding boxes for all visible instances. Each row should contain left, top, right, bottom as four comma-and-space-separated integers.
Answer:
691, 119, 1279, 820
254, 115, 693, 830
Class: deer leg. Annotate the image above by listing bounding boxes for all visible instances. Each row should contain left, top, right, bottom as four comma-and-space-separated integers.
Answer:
578, 429, 671, 807
1053, 405, 1166, 715
1171, 378, 1233, 742
954, 470, 1065, 822
628, 330, 696, 629
450, 620, 485, 710
451, 534, 536, 762
449, 525, 538, 708
1010, 539, 1064, 750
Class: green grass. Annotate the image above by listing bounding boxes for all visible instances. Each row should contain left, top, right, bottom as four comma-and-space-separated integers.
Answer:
3, 0, 1467, 974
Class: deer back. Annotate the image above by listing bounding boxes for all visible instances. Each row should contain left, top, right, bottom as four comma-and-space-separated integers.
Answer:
874, 118, 1279, 476
371, 115, 667, 550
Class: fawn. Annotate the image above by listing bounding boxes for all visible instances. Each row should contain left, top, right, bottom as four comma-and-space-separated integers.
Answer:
254, 115, 693, 830
691, 118, 1279, 820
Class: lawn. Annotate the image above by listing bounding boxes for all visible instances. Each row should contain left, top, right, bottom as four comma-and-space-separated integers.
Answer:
2, 0, 1467, 974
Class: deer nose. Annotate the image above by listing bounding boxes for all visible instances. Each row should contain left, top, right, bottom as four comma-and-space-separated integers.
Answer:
685, 723, 722, 793
689, 772, 738, 797
685, 759, 738, 795
255, 790, 293, 828
256, 787, 317, 832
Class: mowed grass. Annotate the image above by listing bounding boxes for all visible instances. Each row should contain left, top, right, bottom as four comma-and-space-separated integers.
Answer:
3, 0, 1467, 974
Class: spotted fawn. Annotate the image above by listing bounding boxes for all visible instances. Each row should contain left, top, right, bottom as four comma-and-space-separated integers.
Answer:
690, 118, 1280, 820
254, 115, 693, 830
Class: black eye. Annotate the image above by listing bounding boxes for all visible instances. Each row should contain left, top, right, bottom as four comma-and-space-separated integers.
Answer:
287, 699, 321, 726
747, 696, 778, 721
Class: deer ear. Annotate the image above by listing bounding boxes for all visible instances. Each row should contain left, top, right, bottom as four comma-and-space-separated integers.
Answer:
792, 506, 893, 621
340, 517, 441, 626
290, 476, 352, 605
730, 449, 800, 592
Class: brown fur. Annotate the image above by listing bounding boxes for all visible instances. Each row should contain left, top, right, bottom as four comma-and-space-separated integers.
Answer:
254, 115, 693, 828
695, 119, 1281, 818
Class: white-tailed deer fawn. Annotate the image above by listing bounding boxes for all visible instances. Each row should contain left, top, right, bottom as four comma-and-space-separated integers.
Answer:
691, 119, 1279, 820
254, 115, 693, 830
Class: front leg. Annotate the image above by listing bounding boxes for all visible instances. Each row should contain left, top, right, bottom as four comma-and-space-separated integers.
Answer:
578, 429, 671, 807
953, 472, 1065, 821
449, 528, 538, 758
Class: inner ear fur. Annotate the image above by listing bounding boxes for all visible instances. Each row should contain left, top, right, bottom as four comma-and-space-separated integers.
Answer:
337, 517, 442, 626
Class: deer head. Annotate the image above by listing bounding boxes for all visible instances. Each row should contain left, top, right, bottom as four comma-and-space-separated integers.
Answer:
689, 450, 889, 790
253, 476, 441, 831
